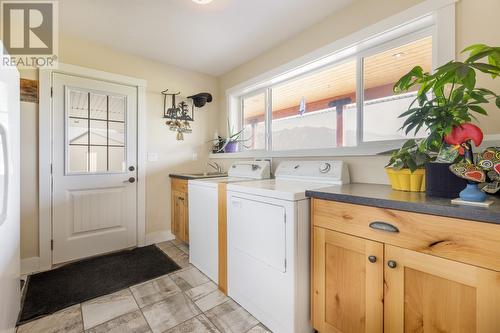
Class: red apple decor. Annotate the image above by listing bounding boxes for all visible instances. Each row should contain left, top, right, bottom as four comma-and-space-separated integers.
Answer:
444, 123, 484, 156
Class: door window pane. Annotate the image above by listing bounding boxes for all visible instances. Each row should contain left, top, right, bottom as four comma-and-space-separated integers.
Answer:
109, 96, 126, 121
90, 93, 107, 120
68, 90, 88, 118
271, 60, 357, 150
242, 92, 266, 151
363, 36, 432, 141
67, 89, 127, 173
108, 122, 125, 146
90, 120, 107, 145
89, 146, 107, 172
68, 118, 88, 145
68, 146, 88, 173
109, 147, 125, 172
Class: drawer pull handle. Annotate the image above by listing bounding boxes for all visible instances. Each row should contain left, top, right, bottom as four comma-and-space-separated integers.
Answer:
369, 221, 399, 233
387, 260, 397, 269
368, 255, 377, 263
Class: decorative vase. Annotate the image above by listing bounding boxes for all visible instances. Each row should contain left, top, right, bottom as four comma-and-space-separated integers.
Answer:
459, 183, 487, 202
385, 168, 425, 192
223, 141, 239, 153
425, 162, 467, 198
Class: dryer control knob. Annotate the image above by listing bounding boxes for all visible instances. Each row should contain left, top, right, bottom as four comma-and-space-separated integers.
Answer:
319, 162, 331, 173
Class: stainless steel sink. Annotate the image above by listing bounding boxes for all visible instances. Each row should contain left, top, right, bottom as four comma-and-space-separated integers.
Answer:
183, 172, 228, 179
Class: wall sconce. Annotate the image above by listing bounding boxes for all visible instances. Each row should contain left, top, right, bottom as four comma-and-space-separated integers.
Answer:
162, 90, 212, 141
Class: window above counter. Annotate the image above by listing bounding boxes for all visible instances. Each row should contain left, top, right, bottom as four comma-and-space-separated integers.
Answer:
221, 1, 458, 158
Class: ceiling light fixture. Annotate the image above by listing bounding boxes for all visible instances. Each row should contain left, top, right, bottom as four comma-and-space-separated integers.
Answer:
192, 0, 213, 5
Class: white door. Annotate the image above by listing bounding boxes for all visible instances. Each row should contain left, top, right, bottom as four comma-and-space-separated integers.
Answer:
52, 73, 138, 264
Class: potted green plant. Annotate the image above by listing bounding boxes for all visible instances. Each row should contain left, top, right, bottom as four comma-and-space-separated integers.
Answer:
393, 44, 500, 197
210, 119, 250, 153
385, 139, 429, 192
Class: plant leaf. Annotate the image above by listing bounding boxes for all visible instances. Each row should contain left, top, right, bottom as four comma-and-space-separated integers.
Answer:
468, 104, 488, 115
462, 69, 476, 90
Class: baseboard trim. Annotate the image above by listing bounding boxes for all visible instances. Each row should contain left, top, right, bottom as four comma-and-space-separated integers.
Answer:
145, 230, 175, 246
21, 256, 40, 275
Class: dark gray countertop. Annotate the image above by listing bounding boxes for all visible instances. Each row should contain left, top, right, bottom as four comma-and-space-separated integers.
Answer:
306, 183, 500, 225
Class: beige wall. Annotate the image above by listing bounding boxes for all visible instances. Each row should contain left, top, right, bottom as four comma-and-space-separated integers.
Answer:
216, 0, 500, 183
21, 0, 500, 259
20, 35, 219, 259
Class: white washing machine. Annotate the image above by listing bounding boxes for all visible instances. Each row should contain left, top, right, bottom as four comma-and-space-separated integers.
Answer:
226, 160, 349, 333
188, 160, 271, 283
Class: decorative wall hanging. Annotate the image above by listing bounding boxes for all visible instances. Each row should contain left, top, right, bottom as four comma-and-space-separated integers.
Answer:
162, 90, 212, 140
20, 78, 38, 103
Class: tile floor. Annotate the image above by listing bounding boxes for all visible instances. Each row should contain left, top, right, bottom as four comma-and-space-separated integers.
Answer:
17, 240, 271, 333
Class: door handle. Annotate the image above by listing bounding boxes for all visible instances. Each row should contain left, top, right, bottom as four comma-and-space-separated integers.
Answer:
124, 177, 136, 183
369, 221, 399, 233
0, 123, 9, 226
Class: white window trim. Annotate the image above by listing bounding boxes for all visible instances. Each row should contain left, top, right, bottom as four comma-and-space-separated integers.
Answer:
215, 0, 458, 159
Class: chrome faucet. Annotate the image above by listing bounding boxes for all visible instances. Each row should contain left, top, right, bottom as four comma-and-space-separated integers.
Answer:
207, 161, 223, 173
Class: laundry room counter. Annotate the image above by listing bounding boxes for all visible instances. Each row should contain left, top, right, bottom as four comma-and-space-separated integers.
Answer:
305, 183, 500, 225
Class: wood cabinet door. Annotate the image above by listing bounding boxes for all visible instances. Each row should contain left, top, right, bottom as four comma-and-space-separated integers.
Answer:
384, 245, 500, 333
171, 190, 181, 239
312, 227, 384, 333
179, 191, 188, 243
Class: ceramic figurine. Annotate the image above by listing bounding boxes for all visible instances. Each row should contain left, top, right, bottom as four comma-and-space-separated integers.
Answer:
477, 147, 500, 194
446, 123, 487, 202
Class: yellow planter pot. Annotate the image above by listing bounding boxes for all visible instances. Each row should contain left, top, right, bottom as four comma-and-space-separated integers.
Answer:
385, 168, 425, 192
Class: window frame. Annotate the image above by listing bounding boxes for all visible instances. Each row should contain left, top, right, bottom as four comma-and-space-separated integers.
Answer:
239, 88, 269, 152
268, 55, 359, 151
356, 27, 435, 145
222, 1, 456, 158
237, 28, 434, 154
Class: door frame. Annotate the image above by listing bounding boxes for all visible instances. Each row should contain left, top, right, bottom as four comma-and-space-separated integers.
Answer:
39, 63, 147, 270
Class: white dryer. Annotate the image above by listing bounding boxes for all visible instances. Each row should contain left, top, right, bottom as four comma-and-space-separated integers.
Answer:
188, 160, 270, 283
226, 160, 349, 333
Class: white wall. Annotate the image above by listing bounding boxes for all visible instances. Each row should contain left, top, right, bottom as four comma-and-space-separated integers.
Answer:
20, 34, 219, 259
215, 0, 500, 184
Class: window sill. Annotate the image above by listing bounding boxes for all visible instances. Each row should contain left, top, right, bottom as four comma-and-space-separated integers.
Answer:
209, 140, 406, 159
209, 135, 500, 159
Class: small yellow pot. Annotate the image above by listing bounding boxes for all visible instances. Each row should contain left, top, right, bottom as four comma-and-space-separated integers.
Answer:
385, 168, 425, 192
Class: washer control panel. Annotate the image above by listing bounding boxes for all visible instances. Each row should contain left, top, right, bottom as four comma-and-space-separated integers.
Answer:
274, 160, 350, 184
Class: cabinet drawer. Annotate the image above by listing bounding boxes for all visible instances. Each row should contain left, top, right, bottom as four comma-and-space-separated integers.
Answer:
312, 199, 500, 272
171, 178, 188, 193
